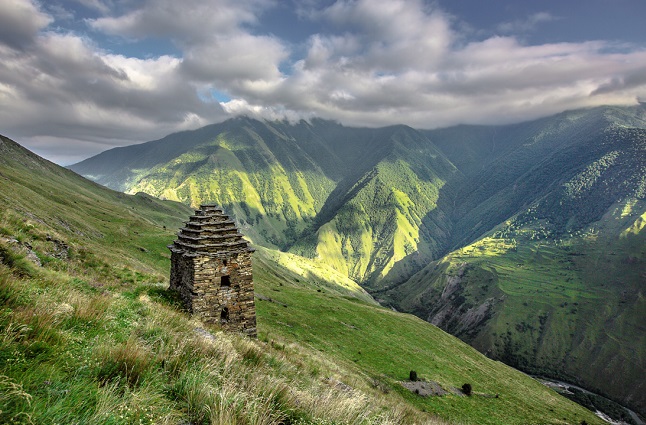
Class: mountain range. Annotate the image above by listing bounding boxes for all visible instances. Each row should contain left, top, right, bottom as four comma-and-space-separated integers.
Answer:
0, 132, 613, 423
68, 104, 646, 416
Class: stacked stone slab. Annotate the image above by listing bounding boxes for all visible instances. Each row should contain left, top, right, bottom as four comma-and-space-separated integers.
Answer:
168, 204, 256, 337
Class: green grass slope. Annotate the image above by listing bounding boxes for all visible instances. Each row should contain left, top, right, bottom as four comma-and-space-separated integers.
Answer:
0, 134, 193, 275
290, 125, 458, 290
425, 105, 646, 249
0, 135, 604, 424
384, 123, 646, 417
72, 118, 342, 250
70, 120, 460, 289
66, 106, 646, 417
386, 200, 645, 419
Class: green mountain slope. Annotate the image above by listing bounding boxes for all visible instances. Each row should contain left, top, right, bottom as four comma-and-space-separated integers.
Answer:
68, 105, 646, 417
71, 118, 342, 250
291, 125, 458, 289
424, 105, 646, 248
70, 120, 459, 287
385, 121, 646, 416
0, 134, 193, 275
0, 134, 604, 424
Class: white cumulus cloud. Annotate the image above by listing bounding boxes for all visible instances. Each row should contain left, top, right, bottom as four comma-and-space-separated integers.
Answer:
0, 0, 645, 164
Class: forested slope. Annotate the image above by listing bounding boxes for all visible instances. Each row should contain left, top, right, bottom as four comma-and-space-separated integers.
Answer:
71, 120, 460, 287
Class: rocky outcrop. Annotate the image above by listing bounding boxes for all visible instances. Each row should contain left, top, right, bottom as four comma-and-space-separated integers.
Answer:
426, 264, 499, 338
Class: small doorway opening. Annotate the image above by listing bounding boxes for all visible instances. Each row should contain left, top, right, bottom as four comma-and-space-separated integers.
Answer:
220, 307, 229, 324
221, 275, 231, 286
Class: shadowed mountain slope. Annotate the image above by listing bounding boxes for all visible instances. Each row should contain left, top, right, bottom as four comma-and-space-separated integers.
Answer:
68, 105, 646, 418
0, 134, 607, 424
70, 119, 460, 287
386, 109, 646, 416
424, 104, 646, 249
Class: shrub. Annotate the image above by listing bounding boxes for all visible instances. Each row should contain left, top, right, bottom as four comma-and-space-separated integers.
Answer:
462, 383, 472, 396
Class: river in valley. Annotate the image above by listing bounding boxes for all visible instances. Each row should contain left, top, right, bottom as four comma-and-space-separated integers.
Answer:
536, 377, 644, 425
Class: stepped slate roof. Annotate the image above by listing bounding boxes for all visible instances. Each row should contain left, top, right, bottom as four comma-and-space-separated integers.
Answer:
168, 204, 254, 256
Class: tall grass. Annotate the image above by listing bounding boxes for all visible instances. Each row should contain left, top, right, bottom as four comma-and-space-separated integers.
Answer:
0, 183, 602, 425
0, 240, 446, 425
0, 374, 33, 424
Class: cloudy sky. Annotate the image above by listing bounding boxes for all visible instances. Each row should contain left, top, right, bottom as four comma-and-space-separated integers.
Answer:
1, 0, 645, 165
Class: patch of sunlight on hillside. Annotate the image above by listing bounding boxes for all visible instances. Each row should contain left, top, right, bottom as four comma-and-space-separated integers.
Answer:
353, 226, 374, 279
376, 212, 417, 280
316, 221, 349, 275
296, 172, 317, 211
160, 188, 180, 203
622, 211, 646, 237
188, 178, 200, 203
336, 223, 375, 281
619, 199, 639, 218
379, 257, 394, 280
233, 171, 266, 214
215, 133, 234, 150
392, 210, 418, 258
256, 246, 375, 303
343, 237, 355, 260
269, 167, 313, 220
392, 188, 413, 208
583, 228, 599, 242
457, 237, 518, 258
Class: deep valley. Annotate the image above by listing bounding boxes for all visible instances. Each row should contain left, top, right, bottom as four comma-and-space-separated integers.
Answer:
1, 104, 644, 424
69, 104, 646, 418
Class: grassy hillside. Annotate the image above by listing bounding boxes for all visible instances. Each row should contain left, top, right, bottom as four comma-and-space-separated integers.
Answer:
383, 121, 646, 419
71, 106, 646, 291
385, 199, 645, 418
0, 135, 605, 424
0, 135, 192, 275
424, 105, 646, 249
66, 105, 646, 416
290, 125, 458, 289
70, 120, 459, 288
72, 118, 342, 250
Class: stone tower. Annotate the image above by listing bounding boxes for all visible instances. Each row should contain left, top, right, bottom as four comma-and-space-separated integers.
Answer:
168, 204, 256, 337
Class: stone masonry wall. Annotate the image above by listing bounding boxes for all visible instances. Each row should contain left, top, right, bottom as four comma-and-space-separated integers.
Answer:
169, 252, 196, 313
168, 205, 256, 337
